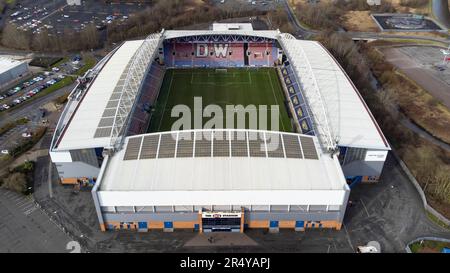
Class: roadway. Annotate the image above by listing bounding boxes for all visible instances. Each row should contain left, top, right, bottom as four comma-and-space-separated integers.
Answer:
0, 82, 75, 129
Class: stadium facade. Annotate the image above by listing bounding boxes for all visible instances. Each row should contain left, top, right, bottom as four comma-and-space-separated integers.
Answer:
50, 24, 390, 233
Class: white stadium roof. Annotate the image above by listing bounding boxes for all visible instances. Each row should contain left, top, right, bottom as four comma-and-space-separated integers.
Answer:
279, 34, 389, 150
163, 29, 279, 40
56, 40, 145, 150
96, 129, 349, 206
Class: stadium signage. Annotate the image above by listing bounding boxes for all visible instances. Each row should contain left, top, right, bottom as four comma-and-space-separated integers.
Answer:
202, 212, 242, 218
196, 43, 229, 58
365, 150, 388, 161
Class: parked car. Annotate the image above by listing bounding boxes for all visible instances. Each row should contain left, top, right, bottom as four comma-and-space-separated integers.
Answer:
1, 150, 9, 155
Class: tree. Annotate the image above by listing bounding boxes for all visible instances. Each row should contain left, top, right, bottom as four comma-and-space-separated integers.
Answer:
1, 23, 32, 50
80, 24, 100, 50
1, 172, 27, 193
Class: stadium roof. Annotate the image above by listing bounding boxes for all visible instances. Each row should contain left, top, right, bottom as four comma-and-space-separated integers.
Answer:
97, 130, 348, 206
280, 35, 389, 150
56, 40, 145, 151
163, 29, 279, 40
212, 23, 254, 31
55, 28, 388, 152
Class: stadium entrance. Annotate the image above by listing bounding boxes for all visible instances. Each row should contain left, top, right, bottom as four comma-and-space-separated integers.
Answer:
201, 212, 242, 232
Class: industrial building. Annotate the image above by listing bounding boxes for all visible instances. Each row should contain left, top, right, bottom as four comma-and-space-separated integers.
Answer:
0, 57, 29, 88
50, 24, 390, 233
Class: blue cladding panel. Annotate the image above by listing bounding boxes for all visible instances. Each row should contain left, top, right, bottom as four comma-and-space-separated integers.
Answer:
270, 221, 279, 228
138, 222, 147, 229
194, 224, 199, 231
349, 176, 363, 188
164, 221, 173, 228
295, 221, 304, 228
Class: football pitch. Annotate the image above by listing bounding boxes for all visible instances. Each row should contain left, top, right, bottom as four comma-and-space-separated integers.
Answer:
147, 68, 293, 133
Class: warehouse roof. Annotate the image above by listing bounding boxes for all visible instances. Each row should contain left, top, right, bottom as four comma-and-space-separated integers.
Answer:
0, 57, 26, 74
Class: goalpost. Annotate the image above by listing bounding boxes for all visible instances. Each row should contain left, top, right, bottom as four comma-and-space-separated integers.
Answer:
215, 68, 227, 73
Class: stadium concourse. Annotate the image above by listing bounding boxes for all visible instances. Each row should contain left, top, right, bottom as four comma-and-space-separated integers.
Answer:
49, 23, 390, 233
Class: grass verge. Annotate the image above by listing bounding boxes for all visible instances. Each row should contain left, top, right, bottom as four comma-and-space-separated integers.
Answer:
426, 211, 450, 231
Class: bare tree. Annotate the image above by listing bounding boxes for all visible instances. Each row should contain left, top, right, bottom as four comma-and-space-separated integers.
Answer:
1, 23, 32, 50
1, 172, 27, 193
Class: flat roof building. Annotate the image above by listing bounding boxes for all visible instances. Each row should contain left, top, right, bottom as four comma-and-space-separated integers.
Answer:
0, 57, 29, 88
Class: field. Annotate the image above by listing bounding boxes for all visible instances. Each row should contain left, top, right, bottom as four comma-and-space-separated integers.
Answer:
148, 68, 293, 133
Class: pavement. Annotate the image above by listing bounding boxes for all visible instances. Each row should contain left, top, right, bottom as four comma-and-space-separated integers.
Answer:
185, 233, 258, 247
381, 46, 450, 109
0, 188, 72, 253
344, 154, 450, 253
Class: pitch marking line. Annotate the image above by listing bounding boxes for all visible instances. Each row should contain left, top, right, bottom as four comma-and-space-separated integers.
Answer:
157, 71, 175, 132
267, 71, 286, 132
189, 71, 252, 86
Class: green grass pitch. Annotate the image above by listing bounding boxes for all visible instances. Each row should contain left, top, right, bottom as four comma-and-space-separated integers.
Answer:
147, 68, 293, 133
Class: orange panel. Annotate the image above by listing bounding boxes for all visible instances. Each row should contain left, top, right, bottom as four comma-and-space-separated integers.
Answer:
148, 221, 164, 229
279, 220, 295, 228
173, 221, 197, 229
61, 177, 78, 185
247, 220, 269, 228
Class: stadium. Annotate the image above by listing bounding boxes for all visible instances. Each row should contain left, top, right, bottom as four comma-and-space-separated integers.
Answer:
50, 23, 390, 233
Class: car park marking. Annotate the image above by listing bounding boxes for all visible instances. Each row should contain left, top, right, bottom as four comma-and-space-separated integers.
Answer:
360, 198, 370, 217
